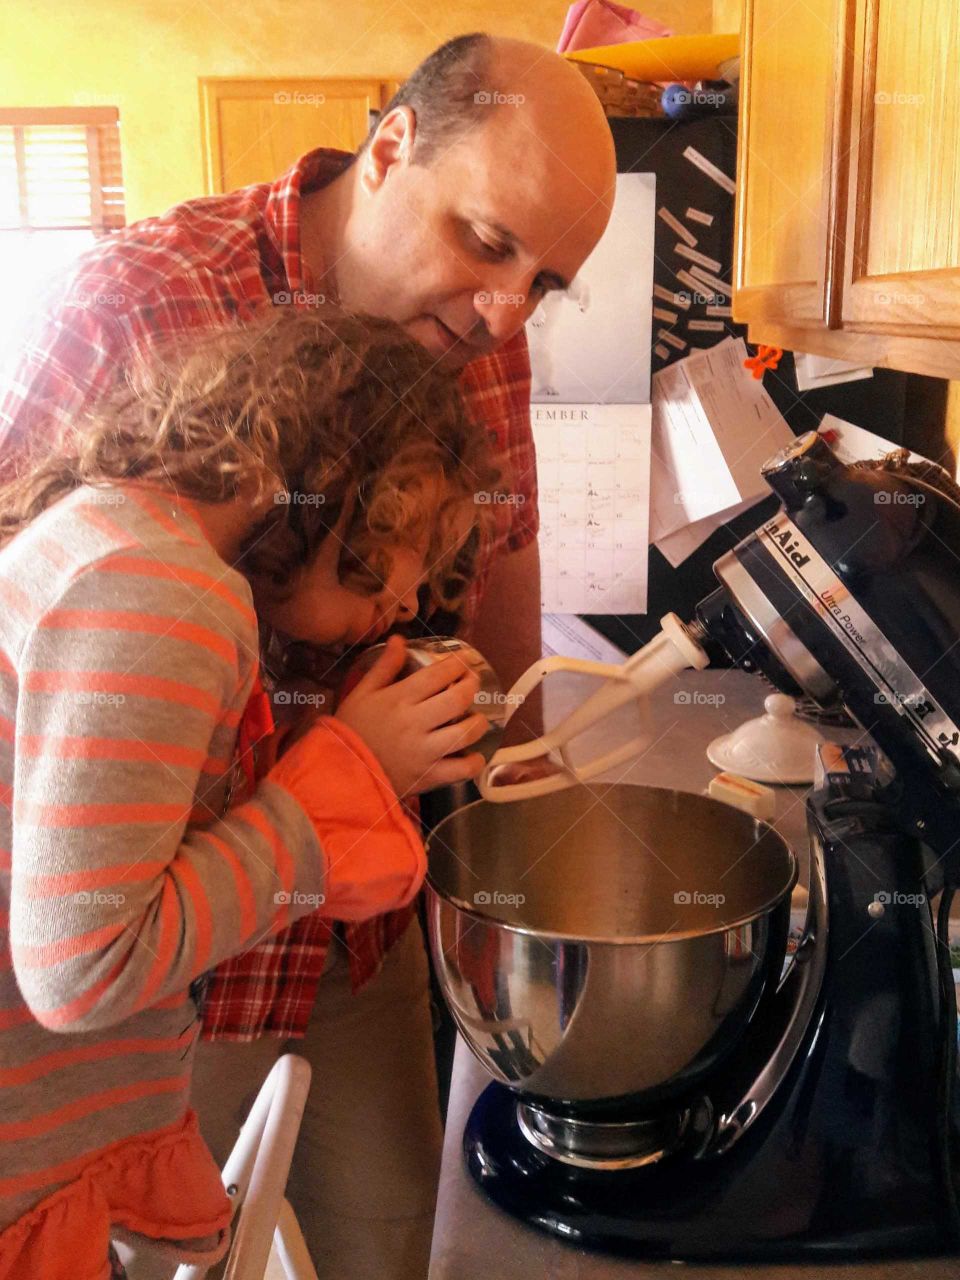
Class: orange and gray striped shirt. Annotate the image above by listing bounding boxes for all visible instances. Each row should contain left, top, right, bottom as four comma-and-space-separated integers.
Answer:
0, 483, 327, 1244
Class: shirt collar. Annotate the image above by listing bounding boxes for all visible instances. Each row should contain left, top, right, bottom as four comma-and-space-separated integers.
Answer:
262, 147, 355, 295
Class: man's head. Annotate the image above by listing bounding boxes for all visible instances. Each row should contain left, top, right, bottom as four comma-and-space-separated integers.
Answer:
312, 34, 617, 369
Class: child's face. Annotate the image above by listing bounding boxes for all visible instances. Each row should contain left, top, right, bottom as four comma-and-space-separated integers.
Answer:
253, 533, 426, 652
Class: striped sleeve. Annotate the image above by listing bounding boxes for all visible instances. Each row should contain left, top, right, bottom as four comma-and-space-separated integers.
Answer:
8, 551, 325, 1033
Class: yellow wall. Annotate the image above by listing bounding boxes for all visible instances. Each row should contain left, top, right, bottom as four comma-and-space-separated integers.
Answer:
712, 0, 742, 32
1, 0, 712, 223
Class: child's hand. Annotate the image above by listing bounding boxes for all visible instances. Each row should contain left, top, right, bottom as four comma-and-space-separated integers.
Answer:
335, 635, 488, 796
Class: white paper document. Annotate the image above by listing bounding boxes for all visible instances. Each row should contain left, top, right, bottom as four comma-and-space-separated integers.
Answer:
533, 403, 651, 615
542, 614, 627, 662
794, 352, 873, 392
649, 337, 793, 543
818, 413, 926, 465
527, 172, 656, 405
654, 494, 763, 568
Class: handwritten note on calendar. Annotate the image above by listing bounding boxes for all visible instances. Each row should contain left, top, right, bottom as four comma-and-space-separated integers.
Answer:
533, 404, 651, 615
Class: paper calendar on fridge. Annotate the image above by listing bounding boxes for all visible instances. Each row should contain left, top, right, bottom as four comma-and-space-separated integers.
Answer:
533, 403, 652, 615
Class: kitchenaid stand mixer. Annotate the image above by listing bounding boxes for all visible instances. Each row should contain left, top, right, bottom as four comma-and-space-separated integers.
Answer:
426, 431, 960, 1260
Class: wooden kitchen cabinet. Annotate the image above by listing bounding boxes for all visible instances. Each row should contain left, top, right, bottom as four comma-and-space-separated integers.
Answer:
200, 77, 400, 194
733, 0, 960, 378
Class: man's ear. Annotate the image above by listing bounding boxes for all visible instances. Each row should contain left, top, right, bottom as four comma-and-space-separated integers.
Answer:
359, 106, 417, 194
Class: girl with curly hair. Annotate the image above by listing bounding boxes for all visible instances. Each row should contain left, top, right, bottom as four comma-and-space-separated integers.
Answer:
0, 308, 500, 1278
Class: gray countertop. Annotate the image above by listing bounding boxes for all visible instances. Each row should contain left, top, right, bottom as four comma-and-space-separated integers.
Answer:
427, 667, 959, 1280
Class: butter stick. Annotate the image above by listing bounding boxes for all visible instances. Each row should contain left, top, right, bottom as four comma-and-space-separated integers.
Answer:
708, 772, 777, 822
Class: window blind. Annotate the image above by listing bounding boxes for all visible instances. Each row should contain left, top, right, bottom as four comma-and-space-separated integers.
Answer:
0, 107, 125, 233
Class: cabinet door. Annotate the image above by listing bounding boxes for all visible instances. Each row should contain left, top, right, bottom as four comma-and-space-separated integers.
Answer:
840, 0, 960, 337
733, 0, 854, 329
200, 78, 397, 194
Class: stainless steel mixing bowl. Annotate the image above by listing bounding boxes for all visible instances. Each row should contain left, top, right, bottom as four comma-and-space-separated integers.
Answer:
426, 784, 797, 1107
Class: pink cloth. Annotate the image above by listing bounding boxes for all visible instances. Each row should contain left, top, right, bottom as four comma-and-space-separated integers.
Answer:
556, 1, 672, 54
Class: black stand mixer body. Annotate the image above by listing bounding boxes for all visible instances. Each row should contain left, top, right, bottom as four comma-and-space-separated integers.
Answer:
463, 433, 960, 1259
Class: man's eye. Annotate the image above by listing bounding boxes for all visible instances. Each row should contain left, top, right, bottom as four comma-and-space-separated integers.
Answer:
470, 228, 508, 259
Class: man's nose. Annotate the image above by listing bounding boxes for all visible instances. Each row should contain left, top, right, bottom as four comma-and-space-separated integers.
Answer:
473, 282, 539, 346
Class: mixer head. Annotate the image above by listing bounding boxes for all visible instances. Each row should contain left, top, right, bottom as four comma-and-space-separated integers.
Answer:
693, 431, 960, 886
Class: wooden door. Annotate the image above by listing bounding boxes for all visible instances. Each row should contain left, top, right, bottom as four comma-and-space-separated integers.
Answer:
200, 78, 400, 193
733, 0, 854, 329
840, 0, 960, 340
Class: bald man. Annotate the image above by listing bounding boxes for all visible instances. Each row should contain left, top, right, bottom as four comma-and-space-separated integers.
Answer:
1, 33, 615, 1280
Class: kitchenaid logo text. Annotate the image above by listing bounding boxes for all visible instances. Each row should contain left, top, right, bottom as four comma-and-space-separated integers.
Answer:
763, 519, 867, 645
763, 519, 810, 570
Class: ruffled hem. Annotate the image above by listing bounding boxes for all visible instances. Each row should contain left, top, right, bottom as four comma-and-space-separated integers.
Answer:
0, 1109, 231, 1280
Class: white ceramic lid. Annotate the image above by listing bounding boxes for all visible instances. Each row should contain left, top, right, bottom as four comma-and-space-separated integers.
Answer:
706, 693, 826, 785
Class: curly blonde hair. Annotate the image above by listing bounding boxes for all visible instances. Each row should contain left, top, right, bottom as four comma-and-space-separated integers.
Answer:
0, 309, 502, 613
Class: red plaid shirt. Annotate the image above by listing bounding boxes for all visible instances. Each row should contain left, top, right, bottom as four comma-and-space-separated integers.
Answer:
0, 148, 538, 1039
